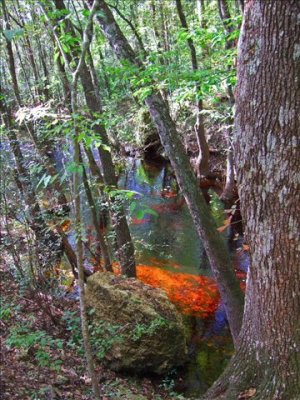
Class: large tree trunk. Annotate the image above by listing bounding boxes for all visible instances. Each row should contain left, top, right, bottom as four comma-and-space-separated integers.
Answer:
90, 0, 244, 344
204, 1, 300, 398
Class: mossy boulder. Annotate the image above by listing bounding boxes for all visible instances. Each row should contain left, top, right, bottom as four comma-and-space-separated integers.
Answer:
86, 272, 188, 374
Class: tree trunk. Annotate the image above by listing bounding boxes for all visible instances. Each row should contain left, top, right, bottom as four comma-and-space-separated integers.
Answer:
23, 125, 86, 277
91, 0, 244, 344
109, 3, 145, 53
218, 0, 237, 204
79, 149, 112, 272
0, 103, 61, 270
204, 1, 300, 398
53, 0, 136, 278
2, 0, 22, 106
150, 0, 170, 105
220, 127, 235, 206
175, 0, 210, 178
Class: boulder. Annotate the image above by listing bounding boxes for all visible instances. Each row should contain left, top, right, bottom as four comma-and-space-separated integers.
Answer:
86, 272, 188, 374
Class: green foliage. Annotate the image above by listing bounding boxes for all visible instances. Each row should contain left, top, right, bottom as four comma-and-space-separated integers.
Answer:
0, 300, 13, 321
89, 318, 124, 360
63, 310, 123, 360
106, 188, 141, 200
6, 324, 63, 371
209, 190, 225, 227
62, 311, 83, 353
131, 318, 169, 342
36, 172, 59, 189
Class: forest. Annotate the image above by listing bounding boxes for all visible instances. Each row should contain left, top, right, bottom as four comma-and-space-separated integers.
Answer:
0, 0, 299, 399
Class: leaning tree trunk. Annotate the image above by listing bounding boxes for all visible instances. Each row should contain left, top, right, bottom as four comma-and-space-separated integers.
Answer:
204, 1, 300, 399
90, 0, 244, 344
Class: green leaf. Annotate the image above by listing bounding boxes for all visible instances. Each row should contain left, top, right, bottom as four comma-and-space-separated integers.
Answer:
82, 9, 91, 17
144, 208, 158, 217
129, 202, 137, 213
133, 87, 153, 101
44, 175, 52, 188
66, 162, 83, 175
136, 209, 145, 220
54, 51, 60, 62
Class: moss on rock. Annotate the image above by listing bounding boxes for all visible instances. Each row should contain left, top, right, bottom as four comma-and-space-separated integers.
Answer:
86, 272, 188, 374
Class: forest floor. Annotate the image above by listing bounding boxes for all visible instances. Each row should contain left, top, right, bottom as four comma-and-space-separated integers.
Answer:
0, 260, 186, 400
0, 125, 233, 400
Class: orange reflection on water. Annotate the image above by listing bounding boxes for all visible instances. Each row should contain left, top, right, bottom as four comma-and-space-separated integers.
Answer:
137, 265, 220, 318
111, 261, 246, 318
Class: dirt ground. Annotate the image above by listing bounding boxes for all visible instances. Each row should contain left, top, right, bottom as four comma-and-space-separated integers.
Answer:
0, 260, 183, 400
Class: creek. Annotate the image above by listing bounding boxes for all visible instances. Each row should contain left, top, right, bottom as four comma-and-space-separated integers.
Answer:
118, 158, 248, 397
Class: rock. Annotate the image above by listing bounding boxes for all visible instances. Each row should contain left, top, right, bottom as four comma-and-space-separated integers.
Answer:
86, 272, 188, 374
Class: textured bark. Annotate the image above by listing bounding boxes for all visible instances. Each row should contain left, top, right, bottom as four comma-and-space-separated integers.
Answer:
204, 1, 300, 398
91, 0, 244, 344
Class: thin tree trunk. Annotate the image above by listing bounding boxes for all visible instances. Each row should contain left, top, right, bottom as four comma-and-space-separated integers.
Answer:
91, 0, 244, 344
221, 128, 235, 206
14, 41, 35, 103
0, 102, 61, 269
37, 38, 51, 100
79, 149, 112, 272
175, 0, 210, 178
41, 3, 102, 396
2, 0, 22, 106
196, 0, 206, 28
53, 0, 136, 278
55, 55, 72, 105
150, 0, 169, 105
158, 0, 170, 53
108, 3, 145, 53
22, 125, 82, 276
218, 0, 237, 204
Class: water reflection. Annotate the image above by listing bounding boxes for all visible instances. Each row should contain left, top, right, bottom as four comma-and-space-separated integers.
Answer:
119, 158, 246, 397
119, 159, 208, 275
